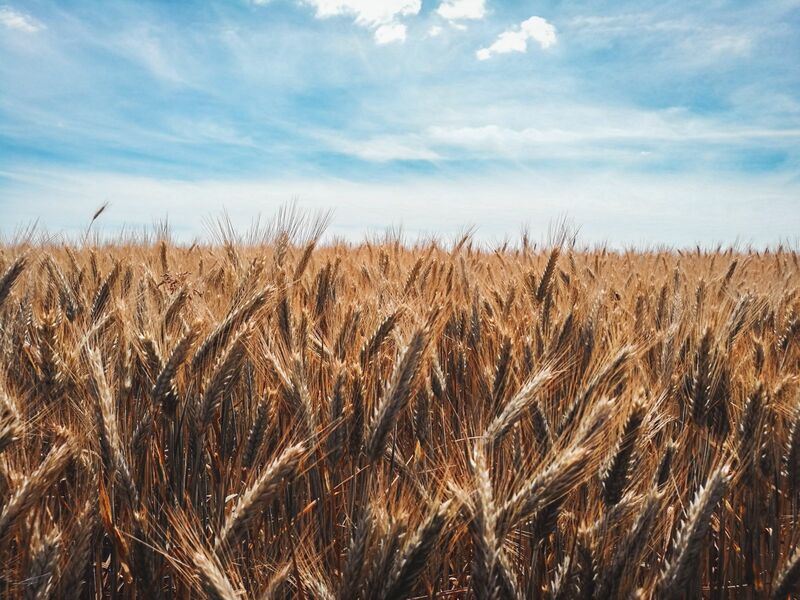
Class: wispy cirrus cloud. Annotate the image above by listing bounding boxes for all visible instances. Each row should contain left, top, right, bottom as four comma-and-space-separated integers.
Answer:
318, 131, 440, 162
319, 101, 800, 165
567, 12, 755, 63
477, 16, 556, 60
0, 5, 44, 32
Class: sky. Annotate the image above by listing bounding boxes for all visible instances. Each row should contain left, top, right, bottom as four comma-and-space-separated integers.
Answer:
1, 0, 799, 246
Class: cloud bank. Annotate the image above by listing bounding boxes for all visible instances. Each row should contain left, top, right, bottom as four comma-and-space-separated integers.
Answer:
3, 168, 798, 248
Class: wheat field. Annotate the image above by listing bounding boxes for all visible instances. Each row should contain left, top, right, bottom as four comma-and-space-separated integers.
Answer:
1, 222, 800, 599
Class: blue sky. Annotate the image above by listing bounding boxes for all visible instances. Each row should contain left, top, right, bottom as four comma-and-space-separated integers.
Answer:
1, 0, 799, 245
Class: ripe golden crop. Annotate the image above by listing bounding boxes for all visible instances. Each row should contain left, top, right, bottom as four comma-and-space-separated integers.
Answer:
1, 231, 799, 599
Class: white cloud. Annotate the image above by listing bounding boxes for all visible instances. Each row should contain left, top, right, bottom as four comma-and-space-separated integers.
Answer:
304, 0, 420, 26
374, 22, 406, 44
301, 0, 420, 44
436, 0, 485, 21
428, 25, 443, 37
516, 16, 558, 47
477, 16, 556, 60
0, 6, 44, 33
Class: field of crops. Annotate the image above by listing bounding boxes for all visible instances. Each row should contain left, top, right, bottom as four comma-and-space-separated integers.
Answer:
1, 226, 800, 599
